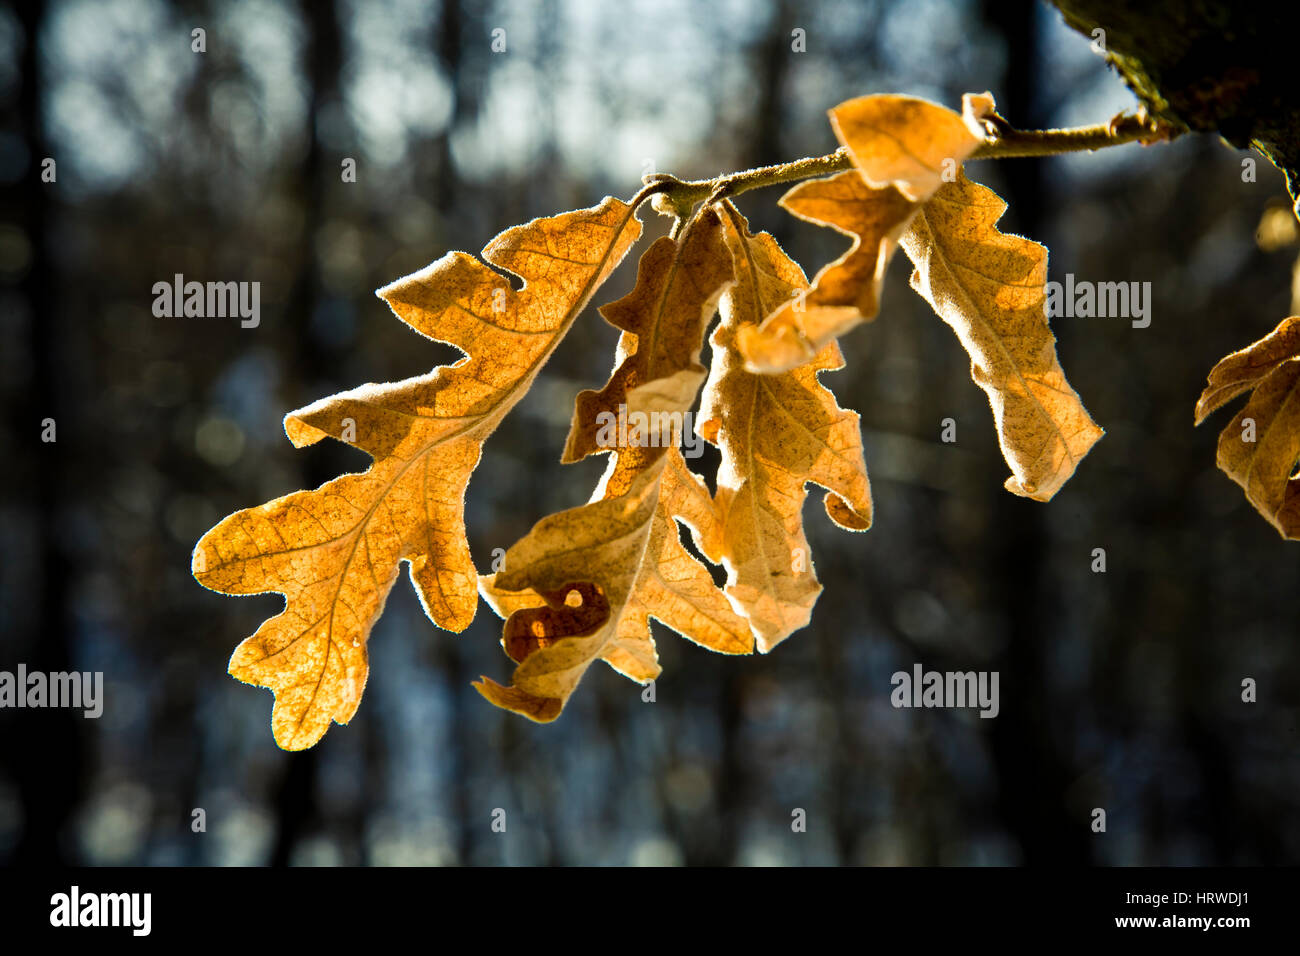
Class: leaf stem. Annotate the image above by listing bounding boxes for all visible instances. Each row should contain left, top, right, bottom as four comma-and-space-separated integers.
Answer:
637, 110, 1177, 212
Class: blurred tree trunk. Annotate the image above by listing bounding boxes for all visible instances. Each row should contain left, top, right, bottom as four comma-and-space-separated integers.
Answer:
430, 0, 480, 867
746, 0, 794, 170
982, 0, 1090, 866
692, 0, 802, 867
269, 0, 346, 867
11, 0, 88, 868
433, 0, 463, 213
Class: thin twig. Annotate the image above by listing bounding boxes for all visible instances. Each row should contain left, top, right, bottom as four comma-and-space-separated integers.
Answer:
635, 110, 1176, 214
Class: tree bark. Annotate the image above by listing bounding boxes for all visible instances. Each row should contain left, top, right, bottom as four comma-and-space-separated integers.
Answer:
1048, 0, 1300, 215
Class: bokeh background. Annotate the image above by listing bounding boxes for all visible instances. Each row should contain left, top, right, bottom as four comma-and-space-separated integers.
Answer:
2, 0, 1299, 866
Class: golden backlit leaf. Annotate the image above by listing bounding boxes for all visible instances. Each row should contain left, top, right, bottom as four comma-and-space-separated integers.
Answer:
192, 197, 642, 749
478, 207, 747, 719
699, 203, 873, 651
1195, 317, 1300, 422
1195, 316, 1300, 538
737, 171, 916, 372
562, 206, 733, 489
830, 94, 985, 202
900, 171, 1103, 501
739, 94, 984, 373
476, 449, 753, 720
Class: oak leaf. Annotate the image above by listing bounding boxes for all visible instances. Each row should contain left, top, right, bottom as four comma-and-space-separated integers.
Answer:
476, 449, 753, 720
1195, 316, 1300, 538
478, 209, 747, 718
698, 203, 873, 650
831, 94, 985, 202
563, 206, 732, 493
192, 198, 642, 749
900, 171, 1103, 501
736, 171, 917, 372
739, 94, 984, 373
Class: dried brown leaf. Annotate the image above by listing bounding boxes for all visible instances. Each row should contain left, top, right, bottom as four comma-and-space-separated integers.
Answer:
477, 449, 753, 720
739, 94, 984, 373
1195, 316, 1300, 423
900, 171, 1103, 501
192, 198, 642, 749
1195, 316, 1300, 538
563, 207, 733, 494
736, 171, 916, 372
479, 208, 749, 718
830, 94, 985, 202
699, 203, 872, 650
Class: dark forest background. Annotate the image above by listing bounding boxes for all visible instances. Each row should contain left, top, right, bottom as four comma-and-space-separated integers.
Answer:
2, 0, 1298, 866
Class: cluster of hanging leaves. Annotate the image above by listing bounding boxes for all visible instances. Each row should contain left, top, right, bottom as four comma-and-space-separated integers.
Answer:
198, 88, 1194, 750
